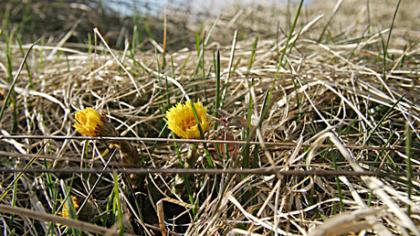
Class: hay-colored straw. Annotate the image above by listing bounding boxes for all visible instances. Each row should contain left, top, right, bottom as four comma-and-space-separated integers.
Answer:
166, 101, 209, 139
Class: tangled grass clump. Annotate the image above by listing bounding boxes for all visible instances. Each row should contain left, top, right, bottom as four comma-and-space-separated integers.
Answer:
0, 0, 419, 235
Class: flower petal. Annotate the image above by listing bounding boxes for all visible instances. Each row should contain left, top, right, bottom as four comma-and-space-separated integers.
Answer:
74, 108, 104, 136
166, 101, 209, 139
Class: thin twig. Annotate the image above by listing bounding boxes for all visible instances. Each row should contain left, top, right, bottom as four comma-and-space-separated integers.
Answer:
0, 204, 136, 236
0, 135, 414, 151
0, 167, 418, 177
0, 40, 39, 121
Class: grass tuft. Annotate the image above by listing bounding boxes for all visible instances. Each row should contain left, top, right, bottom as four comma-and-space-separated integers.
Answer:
0, 0, 419, 235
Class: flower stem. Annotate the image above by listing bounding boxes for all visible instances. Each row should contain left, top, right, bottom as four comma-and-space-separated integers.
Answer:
186, 143, 197, 168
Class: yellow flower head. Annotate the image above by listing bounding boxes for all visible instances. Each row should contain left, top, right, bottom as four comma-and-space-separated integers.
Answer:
166, 101, 209, 139
74, 108, 104, 137
60, 196, 79, 218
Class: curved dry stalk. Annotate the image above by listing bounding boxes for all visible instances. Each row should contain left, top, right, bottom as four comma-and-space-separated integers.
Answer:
0, 204, 136, 236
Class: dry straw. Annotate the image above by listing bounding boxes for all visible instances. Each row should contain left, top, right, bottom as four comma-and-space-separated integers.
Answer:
0, 0, 419, 235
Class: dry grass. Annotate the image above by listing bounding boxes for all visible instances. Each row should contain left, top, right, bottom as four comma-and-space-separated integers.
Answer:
0, 0, 419, 235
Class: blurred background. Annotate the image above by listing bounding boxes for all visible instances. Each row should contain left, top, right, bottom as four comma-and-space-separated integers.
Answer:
0, 0, 313, 49
2, 0, 417, 51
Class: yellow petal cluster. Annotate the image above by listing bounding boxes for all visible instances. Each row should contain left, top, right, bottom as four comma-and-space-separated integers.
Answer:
60, 196, 79, 218
74, 108, 104, 137
166, 101, 209, 139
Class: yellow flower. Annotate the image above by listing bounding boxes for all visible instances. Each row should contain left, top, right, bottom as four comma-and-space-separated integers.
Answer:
166, 101, 209, 139
74, 108, 104, 136
60, 196, 79, 218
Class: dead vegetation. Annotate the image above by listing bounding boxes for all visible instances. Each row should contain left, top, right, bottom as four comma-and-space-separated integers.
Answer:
0, 0, 419, 235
